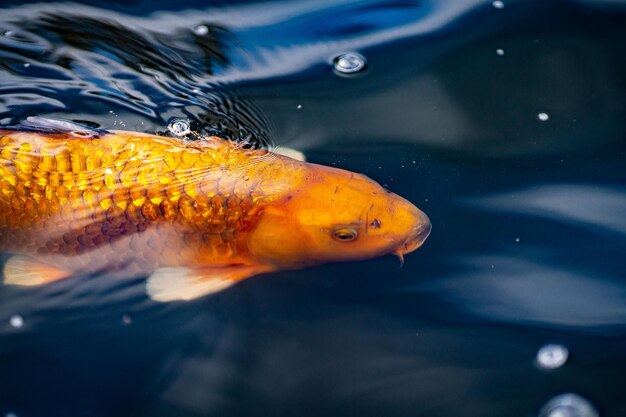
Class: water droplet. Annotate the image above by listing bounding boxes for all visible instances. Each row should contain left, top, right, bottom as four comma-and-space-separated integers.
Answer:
492, 1, 504, 9
121, 314, 132, 325
192, 25, 209, 36
496, 48, 505, 56
538, 394, 598, 417
333, 53, 367, 75
23, 63, 30, 68
538, 112, 550, 121
104, 168, 113, 175
168, 118, 191, 136
296, 104, 302, 109
9, 315, 23, 328
536, 344, 569, 369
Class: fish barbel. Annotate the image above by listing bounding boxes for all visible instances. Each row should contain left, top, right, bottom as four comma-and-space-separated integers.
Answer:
0, 125, 430, 301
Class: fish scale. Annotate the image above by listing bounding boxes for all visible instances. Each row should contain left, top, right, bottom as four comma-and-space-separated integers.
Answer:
0, 129, 299, 271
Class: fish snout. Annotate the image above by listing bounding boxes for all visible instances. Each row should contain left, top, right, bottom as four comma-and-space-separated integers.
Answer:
394, 211, 431, 259
408, 219, 432, 252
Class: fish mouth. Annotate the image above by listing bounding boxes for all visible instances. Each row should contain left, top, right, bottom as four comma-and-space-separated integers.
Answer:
392, 218, 432, 265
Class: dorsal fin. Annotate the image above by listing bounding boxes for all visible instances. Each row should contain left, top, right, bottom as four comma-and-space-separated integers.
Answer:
2, 117, 109, 137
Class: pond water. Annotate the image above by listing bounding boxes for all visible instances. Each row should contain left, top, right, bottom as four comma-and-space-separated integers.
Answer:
1, 0, 626, 416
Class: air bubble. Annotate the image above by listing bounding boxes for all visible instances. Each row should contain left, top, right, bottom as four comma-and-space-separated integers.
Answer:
168, 118, 191, 136
496, 48, 505, 56
121, 314, 132, 325
9, 315, 23, 328
492, 1, 504, 9
538, 394, 598, 417
296, 104, 302, 109
515, 237, 520, 243
536, 344, 569, 369
192, 25, 209, 36
5, 412, 18, 417
333, 53, 367, 75
538, 112, 550, 121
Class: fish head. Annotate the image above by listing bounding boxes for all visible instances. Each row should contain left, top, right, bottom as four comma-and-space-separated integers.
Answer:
246, 164, 431, 268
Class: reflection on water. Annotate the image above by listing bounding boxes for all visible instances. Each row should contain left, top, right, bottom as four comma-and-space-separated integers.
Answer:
423, 256, 626, 327
1, 0, 626, 416
470, 184, 626, 235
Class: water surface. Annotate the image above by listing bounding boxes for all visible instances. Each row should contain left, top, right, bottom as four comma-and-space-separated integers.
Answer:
1, 1, 626, 416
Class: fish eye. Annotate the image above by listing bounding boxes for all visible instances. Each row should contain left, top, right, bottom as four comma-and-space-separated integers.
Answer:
332, 227, 358, 242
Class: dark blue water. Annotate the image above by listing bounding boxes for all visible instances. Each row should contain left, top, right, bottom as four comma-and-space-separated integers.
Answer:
1, 1, 626, 416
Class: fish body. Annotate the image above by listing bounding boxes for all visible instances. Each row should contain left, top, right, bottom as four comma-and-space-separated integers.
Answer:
0, 129, 300, 271
0, 127, 430, 301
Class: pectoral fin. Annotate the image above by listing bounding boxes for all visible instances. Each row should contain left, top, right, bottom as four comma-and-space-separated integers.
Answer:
3, 255, 72, 286
146, 265, 271, 302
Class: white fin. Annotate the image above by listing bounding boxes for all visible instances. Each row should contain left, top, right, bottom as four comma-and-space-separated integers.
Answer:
3, 255, 71, 286
146, 266, 262, 302
23, 116, 102, 133
273, 146, 306, 161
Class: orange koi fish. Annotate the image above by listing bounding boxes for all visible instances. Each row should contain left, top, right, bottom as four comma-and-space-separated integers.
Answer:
0, 120, 430, 302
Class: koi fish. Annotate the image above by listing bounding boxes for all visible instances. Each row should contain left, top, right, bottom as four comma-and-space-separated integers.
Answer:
0, 120, 430, 302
